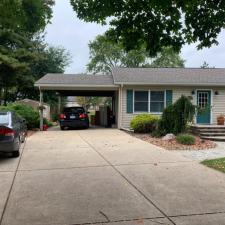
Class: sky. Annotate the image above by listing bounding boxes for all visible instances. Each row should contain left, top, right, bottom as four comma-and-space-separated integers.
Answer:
45, 0, 225, 74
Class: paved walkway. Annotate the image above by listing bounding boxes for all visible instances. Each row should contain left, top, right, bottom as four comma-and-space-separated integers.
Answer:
178, 142, 225, 161
0, 128, 225, 225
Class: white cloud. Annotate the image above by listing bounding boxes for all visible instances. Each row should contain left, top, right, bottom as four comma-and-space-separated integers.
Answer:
45, 0, 225, 73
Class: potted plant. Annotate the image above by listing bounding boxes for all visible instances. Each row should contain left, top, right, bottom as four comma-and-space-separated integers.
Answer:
217, 115, 225, 125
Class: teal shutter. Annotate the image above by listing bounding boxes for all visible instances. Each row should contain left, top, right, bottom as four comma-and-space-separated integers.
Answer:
166, 90, 173, 106
127, 90, 133, 113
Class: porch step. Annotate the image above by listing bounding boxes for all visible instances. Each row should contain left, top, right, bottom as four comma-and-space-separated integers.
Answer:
201, 136, 225, 142
201, 132, 225, 137
191, 125, 225, 141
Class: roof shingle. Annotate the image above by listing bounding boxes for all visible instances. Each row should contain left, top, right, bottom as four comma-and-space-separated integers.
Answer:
112, 68, 225, 86
35, 73, 114, 86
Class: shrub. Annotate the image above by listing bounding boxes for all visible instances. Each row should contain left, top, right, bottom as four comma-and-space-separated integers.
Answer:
130, 114, 159, 133
176, 134, 196, 145
0, 103, 39, 129
151, 129, 165, 138
158, 95, 195, 135
43, 118, 53, 127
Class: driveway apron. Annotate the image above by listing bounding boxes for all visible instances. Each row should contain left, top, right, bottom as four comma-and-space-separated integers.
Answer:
0, 128, 225, 225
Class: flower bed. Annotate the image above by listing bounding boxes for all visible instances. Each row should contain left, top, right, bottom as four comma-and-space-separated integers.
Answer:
128, 133, 216, 150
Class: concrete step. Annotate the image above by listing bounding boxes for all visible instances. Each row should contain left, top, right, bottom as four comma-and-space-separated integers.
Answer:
201, 132, 225, 137
201, 136, 225, 141
195, 129, 225, 133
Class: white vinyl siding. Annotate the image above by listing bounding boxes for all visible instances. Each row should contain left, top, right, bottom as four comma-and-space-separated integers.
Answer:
121, 86, 225, 128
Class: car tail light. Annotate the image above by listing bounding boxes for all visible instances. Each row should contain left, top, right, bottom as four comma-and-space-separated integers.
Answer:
79, 113, 87, 119
0, 127, 15, 136
59, 114, 66, 119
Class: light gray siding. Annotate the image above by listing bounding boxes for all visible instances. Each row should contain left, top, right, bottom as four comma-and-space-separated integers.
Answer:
121, 85, 225, 128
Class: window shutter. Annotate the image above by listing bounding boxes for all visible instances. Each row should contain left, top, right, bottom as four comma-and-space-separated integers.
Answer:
166, 90, 173, 106
127, 90, 133, 113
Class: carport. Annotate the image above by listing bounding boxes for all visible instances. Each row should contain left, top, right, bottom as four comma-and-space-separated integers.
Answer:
34, 73, 120, 130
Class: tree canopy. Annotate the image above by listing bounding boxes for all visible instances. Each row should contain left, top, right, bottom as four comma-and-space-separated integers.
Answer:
87, 34, 185, 74
0, 0, 56, 103
87, 34, 149, 74
71, 0, 225, 56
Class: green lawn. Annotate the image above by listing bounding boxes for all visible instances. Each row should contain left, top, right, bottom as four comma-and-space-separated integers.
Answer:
201, 158, 225, 173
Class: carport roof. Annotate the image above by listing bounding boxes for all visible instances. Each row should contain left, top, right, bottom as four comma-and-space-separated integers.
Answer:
35, 73, 115, 86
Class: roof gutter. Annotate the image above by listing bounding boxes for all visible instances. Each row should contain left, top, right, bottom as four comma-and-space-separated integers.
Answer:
113, 82, 225, 87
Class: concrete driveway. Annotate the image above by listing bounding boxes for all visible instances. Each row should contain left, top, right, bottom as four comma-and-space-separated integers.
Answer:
0, 128, 225, 225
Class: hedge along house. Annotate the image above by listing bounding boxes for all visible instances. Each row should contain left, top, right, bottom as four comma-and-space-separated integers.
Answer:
35, 68, 225, 130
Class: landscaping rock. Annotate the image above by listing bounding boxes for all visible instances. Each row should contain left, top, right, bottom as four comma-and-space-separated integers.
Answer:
162, 133, 176, 141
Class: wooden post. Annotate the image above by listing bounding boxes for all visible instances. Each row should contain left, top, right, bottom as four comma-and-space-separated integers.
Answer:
39, 89, 43, 131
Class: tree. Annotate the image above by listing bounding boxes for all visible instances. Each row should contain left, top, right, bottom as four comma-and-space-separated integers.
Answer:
76, 96, 102, 111
87, 34, 149, 74
0, 0, 55, 104
71, 0, 225, 56
14, 42, 72, 104
87, 34, 185, 74
201, 61, 214, 68
150, 47, 185, 68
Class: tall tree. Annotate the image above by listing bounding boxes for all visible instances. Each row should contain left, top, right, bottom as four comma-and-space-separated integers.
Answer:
71, 0, 225, 56
13, 42, 72, 104
150, 47, 185, 68
87, 34, 185, 74
0, 0, 55, 104
87, 34, 149, 74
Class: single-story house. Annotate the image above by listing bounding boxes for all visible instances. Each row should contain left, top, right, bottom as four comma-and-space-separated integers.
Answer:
35, 68, 225, 130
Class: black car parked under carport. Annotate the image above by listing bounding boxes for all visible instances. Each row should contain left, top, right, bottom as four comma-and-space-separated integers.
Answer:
59, 107, 89, 130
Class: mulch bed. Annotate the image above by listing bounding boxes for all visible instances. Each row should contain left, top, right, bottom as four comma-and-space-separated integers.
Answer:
128, 132, 217, 150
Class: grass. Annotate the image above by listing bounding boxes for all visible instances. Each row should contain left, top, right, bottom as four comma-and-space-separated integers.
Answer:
201, 158, 225, 173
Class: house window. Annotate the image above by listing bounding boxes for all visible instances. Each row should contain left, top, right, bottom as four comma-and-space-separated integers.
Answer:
150, 91, 165, 113
134, 91, 149, 112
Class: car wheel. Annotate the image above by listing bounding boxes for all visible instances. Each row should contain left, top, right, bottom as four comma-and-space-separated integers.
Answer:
12, 151, 20, 158
60, 126, 65, 130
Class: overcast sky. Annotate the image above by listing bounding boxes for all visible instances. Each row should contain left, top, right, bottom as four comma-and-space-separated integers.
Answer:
45, 0, 225, 74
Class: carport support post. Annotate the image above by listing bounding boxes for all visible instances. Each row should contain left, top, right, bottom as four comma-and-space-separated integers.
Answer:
58, 94, 61, 114
39, 89, 44, 131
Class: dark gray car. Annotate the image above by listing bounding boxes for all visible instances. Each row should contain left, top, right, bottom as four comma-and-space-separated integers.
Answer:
0, 111, 27, 157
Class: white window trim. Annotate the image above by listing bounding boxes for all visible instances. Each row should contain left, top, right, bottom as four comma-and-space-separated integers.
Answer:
133, 89, 166, 115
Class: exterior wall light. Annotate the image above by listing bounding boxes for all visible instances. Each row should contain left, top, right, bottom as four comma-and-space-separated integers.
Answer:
191, 90, 195, 95
215, 91, 219, 95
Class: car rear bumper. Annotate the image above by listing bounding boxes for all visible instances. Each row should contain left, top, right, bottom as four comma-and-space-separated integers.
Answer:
60, 120, 89, 128
0, 140, 19, 153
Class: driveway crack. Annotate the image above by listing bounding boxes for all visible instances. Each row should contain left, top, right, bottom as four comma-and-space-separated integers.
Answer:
77, 132, 176, 225
0, 140, 27, 225
99, 210, 110, 222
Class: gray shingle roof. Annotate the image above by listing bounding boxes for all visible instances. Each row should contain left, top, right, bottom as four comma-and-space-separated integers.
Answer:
112, 68, 225, 86
35, 73, 115, 86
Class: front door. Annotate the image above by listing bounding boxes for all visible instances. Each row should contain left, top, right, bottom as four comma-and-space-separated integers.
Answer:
197, 90, 211, 124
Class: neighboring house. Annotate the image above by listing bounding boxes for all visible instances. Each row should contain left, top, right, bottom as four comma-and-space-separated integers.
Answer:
35, 68, 225, 129
17, 99, 51, 120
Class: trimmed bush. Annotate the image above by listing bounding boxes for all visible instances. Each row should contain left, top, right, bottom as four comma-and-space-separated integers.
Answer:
0, 103, 39, 129
130, 114, 159, 133
176, 134, 196, 145
158, 95, 195, 134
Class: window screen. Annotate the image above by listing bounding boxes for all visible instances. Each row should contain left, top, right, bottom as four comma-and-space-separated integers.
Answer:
134, 91, 149, 112
150, 91, 165, 113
